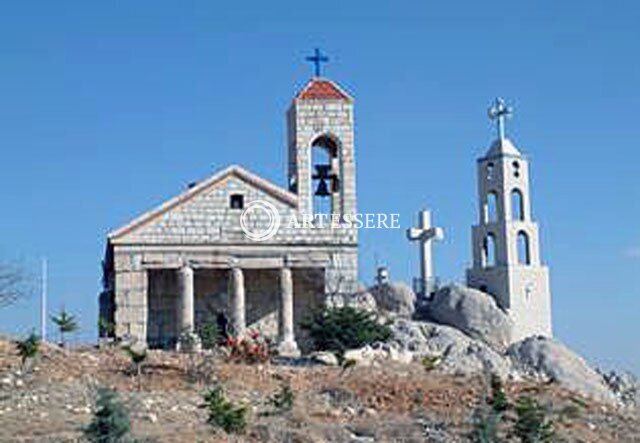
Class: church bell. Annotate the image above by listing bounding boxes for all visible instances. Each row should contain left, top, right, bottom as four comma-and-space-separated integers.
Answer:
315, 178, 331, 197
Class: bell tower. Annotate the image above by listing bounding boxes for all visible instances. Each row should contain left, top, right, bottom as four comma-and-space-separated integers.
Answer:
466, 98, 552, 342
286, 49, 356, 218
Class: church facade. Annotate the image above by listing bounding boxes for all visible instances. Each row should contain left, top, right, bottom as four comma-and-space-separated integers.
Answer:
100, 76, 358, 354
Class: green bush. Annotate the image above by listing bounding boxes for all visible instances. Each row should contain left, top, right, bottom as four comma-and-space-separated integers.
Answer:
84, 388, 131, 443
201, 384, 247, 434
265, 381, 294, 415
471, 406, 502, 443
470, 374, 508, 443
300, 306, 392, 354
514, 395, 555, 443
197, 320, 221, 350
489, 374, 509, 413
15, 331, 40, 370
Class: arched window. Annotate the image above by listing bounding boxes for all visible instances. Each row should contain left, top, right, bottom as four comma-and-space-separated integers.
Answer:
511, 189, 524, 221
485, 191, 498, 223
311, 135, 340, 216
517, 231, 530, 265
486, 162, 495, 180
482, 233, 497, 267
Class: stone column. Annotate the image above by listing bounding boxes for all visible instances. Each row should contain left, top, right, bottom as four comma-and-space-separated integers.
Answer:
278, 267, 300, 357
179, 265, 195, 334
229, 267, 246, 336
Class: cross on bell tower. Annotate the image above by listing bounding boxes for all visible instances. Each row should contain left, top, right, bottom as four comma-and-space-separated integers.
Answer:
305, 48, 329, 77
488, 97, 512, 140
467, 98, 552, 343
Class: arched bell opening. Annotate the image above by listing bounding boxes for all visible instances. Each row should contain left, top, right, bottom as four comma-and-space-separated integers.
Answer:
482, 232, 497, 268
311, 134, 341, 217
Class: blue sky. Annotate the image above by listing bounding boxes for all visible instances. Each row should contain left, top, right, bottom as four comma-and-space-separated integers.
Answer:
0, 1, 638, 372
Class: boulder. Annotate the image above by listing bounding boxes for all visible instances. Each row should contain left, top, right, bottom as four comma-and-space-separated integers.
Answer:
326, 291, 377, 312
426, 284, 513, 350
389, 318, 513, 379
309, 351, 340, 366
601, 370, 639, 408
343, 343, 413, 366
369, 282, 416, 317
508, 336, 617, 403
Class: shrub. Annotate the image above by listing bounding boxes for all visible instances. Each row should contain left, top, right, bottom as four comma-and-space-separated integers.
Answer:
471, 405, 502, 443
470, 374, 509, 443
265, 381, 294, 415
197, 320, 221, 350
513, 395, 555, 443
489, 374, 509, 413
223, 331, 270, 364
200, 384, 247, 434
124, 344, 147, 378
15, 331, 40, 371
301, 306, 392, 355
84, 387, 131, 443
421, 355, 442, 372
98, 317, 115, 338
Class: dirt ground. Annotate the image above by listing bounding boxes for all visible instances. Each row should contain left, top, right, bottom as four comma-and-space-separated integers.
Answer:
0, 339, 638, 442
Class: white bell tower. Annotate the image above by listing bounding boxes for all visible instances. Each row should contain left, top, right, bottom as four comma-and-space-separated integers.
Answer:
466, 98, 552, 342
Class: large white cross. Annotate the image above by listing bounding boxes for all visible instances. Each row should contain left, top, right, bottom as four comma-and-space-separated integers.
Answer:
407, 210, 444, 295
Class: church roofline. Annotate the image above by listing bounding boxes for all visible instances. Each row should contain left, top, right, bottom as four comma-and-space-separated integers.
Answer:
108, 165, 298, 241
294, 77, 354, 102
480, 137, 524, 161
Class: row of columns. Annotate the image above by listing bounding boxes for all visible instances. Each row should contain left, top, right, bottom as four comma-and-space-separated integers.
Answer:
177, 265, 299, 356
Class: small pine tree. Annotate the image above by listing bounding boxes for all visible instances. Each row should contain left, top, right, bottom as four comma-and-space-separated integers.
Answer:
300, 306, 392, 355
124, 343, 147, 391
489, 374, 509, 413
51, 307, 79, 347
513, 395, 555, 443
471, 406, 502, 443
15, 331, 40, 371
200, 384, 247, 434
266, 381, 294, 415
84, 387, 131, 443
197, 320, 221, 350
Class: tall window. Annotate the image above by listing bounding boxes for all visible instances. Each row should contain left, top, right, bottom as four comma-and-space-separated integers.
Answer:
311, 135, 339, 216
511, 189, 524, 221
482, 233, 497, 267
517, 231, 530, 265
485, 191, 498, 223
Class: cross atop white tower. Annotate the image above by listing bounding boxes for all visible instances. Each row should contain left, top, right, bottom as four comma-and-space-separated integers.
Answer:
488, 97, 512, 140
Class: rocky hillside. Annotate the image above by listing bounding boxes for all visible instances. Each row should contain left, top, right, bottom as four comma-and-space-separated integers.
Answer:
0, 337, 638, 442
1, 283, 638, 442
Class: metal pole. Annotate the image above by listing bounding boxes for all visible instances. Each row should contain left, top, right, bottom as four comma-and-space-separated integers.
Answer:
41, 258, 47, 341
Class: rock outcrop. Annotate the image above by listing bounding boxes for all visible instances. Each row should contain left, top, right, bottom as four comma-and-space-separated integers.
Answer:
601, 370, 639, 408
508, 336, 616, 403
389, 318, 514, 378
368, 282, 416, 317
426, 284, 513, 350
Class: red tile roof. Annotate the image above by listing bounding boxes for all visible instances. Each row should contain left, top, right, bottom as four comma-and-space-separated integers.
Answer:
296, 78, 352, 101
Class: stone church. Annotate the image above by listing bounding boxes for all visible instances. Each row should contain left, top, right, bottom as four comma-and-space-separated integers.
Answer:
100, 64, 553, 352
100, 74, 358, 355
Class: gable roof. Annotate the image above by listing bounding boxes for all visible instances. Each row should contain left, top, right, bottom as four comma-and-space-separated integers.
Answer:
108, 165, 298, 240
295, 78, 353, 101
